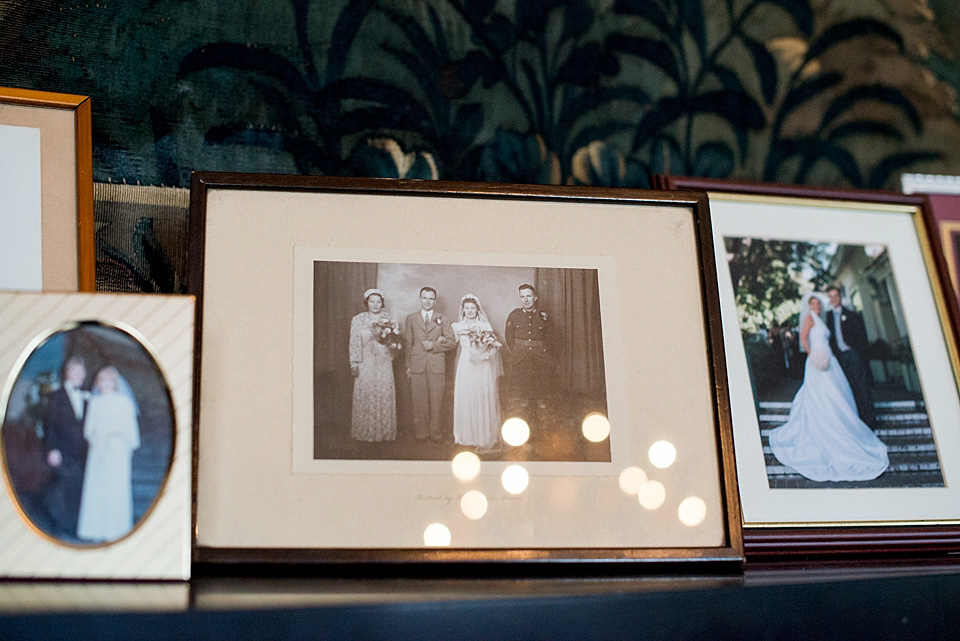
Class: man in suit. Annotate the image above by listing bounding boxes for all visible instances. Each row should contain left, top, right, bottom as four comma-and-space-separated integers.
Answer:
826, 286, 876, 428
42, 355, 89, 539
403, 287, 455, 441
504, 284, 556, 410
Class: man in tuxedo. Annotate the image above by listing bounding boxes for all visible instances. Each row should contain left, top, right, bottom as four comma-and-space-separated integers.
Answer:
826, 286, 876, 428
403, 287, 455, 441
504, 284, 556, 410
42, 355, 89, 539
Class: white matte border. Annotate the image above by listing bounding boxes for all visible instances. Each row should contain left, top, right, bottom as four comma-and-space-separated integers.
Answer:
0, 124, 42, 291
710, 194, 960, 526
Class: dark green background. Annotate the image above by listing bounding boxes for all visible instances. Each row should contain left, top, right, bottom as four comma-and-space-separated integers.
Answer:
2, 0, 958, 190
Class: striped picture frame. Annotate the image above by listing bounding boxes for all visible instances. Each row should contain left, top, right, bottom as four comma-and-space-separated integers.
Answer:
0, 292, 193, 579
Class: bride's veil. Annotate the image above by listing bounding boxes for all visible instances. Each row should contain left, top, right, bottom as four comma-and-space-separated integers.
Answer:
93, 365, 141, 416
458, 294, 503, 376
459, 294, 491, 325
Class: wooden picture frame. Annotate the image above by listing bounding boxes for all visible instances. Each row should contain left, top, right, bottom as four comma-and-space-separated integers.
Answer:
655, 175, 960, 558
0, 292, 194, 579
941, 221, 960, 297
0, 87, 94, 292
902, 174, 960, 302
188, 173, 742, 566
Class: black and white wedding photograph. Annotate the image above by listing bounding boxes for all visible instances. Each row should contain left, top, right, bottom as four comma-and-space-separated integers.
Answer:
307, 259, 611, 463
1, 323, 174, 545
724, 237, 944, 490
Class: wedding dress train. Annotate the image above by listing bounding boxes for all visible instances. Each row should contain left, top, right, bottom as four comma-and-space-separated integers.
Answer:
768, 313, 888, 482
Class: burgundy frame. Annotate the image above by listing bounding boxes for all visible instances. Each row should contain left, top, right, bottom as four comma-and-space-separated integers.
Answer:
654, 174, 960, 559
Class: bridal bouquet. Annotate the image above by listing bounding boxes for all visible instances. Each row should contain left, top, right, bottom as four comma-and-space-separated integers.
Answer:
370, 317, 402, 354
809, 349, 830, 371
467, 327, 502, 350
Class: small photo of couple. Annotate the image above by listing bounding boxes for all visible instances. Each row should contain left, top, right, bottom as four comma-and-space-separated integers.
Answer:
725, 236, 944, 489
310, 260, 610, 463
1, 324, 174, 545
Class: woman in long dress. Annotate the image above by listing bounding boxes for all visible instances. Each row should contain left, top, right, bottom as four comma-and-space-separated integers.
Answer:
768, 294, 888, 482
452, 295, 503, 452
77, 366, 141, 542
349, 288, 398, 442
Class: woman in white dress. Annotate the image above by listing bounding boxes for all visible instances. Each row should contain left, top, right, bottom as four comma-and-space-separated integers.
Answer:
349, 288, 399, 442
768, 294, 888, 482
452, 295, 503, 452
77, 366, 141, 542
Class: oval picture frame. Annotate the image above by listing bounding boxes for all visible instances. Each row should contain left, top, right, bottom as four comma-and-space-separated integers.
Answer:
0, 292, 194, 580
1, 320, 176, 548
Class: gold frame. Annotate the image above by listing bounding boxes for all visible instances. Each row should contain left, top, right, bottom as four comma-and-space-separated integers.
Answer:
0, 86, 94, 291
940, 221, 960, 296
0, 319, 177, 551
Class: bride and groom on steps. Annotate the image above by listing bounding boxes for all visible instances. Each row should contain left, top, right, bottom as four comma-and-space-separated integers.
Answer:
767, 286, 889, 483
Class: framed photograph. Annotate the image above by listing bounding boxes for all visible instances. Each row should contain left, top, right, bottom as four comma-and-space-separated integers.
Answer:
902, 174, 960, 300
655, 175, 960, 556
0, 292, 194, 579
189, 174, 742, 565
0, 86, 94, 292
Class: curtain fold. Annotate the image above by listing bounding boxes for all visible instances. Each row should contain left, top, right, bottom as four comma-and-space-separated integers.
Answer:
313, 261, 378, 448
534, 268, 605, 395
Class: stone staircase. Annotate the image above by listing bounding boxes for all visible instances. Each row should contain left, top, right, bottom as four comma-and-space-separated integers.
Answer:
758, 400, 944, 489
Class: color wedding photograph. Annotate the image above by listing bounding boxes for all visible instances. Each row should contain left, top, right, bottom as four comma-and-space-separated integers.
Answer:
724, 237, 943, 489
1, 323, 174, 545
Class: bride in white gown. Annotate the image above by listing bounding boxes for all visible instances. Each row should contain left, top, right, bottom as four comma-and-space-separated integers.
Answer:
77, 366, 141, 542
768, 294, 888, 482
452, 295, 503, 452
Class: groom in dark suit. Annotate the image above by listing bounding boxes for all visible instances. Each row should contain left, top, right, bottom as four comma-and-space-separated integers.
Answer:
403, 287, 455, 441
42, 355, 89, 539
826, 286, 875, 429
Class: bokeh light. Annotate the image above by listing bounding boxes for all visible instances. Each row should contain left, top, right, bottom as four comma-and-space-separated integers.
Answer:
581, 413, 610, 443
423, 523, 452, 546
648, 441, 677, 469
501, 465, 530, 495
451, 451, 481, 481
618, 467, 648, 495
501, 417, 530, 447
460, 490, 488, 520
638, 480, 666, 510
678, 496, 707, 526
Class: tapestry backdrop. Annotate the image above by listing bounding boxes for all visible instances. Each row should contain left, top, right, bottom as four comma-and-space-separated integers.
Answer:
2, 0, 960, 291
2, 0, 959, 189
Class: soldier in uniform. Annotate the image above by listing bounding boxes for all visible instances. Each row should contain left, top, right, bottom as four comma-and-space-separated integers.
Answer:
504, 284, 555, 410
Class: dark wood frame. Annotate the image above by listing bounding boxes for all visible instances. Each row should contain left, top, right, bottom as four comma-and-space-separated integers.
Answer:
188, 173, 743, 567
654, 174, 960, 558
0, 87, 95, 291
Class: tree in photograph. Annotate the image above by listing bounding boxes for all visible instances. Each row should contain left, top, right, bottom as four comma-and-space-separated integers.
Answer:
724, 237, 833, 329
